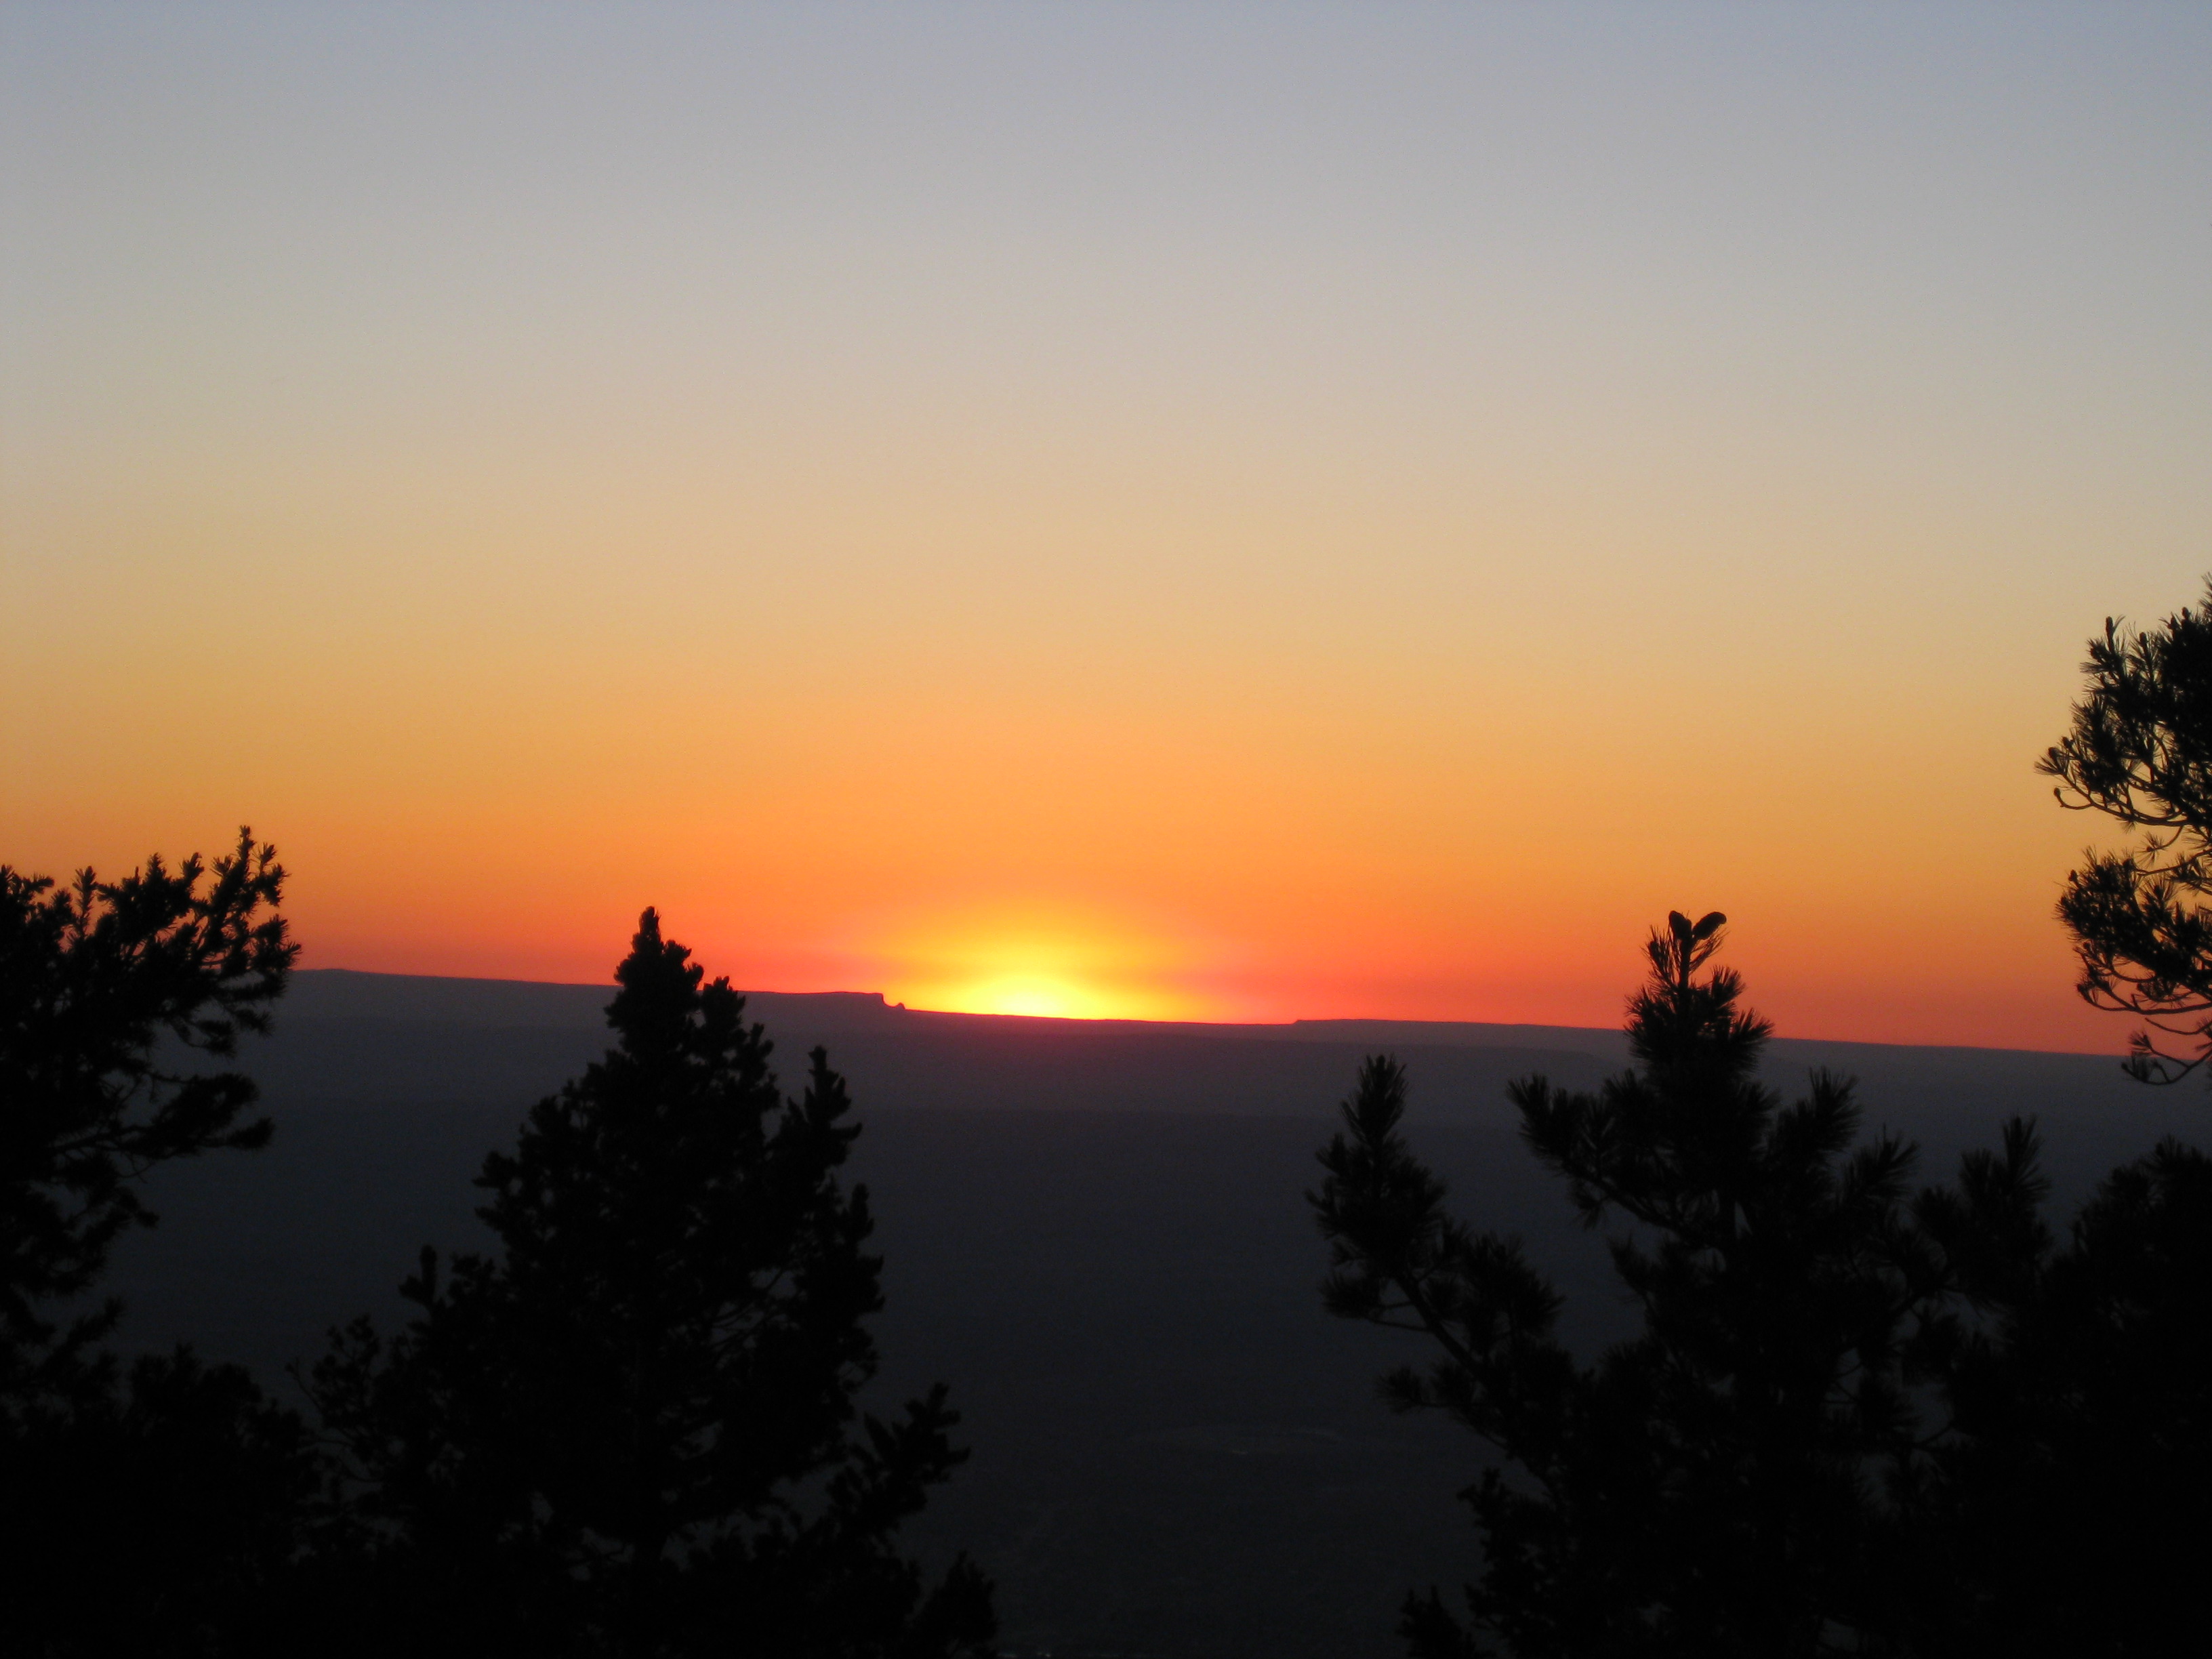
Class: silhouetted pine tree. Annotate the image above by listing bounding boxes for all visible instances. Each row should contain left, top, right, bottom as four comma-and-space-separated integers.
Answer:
309, 909, 994, 1659
2041, 580, 2212, 1084
1915, 581, 2212, 1650
0, 832, 326, 1656
1311, 913, 1982, 1658
1918, 1132, 2212, 1654
0, 831, 294, 1397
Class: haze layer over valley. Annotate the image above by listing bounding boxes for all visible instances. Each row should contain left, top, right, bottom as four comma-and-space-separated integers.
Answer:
109, 970, 2193, 1659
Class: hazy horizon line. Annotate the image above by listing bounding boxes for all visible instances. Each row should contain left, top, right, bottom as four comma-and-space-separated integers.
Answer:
288, 964, 2133, 1062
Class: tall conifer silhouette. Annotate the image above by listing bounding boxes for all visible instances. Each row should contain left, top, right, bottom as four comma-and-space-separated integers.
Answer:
1312, 913, 1975, 1656
311, 909, 993, 1658
0, 832, 323, 1656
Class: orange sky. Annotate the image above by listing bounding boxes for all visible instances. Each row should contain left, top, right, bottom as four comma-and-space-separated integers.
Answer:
5, 5, 2208, 1052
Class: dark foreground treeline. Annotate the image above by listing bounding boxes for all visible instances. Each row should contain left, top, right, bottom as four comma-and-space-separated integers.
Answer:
5, 592, 2212, 1658
13, 867, 2211, 1659
3, 863, 2209, 1659
1, 850, 991, 1659
1316, 912, 2211, 1656
1288, 596, 2212, 1658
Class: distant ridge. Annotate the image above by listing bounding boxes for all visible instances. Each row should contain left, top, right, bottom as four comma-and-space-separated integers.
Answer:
288, 969, 909, 1034
287, 969, 2119, 1065
291, 969, 1626, 1046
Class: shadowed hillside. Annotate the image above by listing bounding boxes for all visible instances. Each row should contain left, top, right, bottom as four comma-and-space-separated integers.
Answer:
108, 971, 2201, 1659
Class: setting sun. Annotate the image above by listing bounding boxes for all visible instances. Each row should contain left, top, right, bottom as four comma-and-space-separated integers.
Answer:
931, 977, 1113, 1020
863, 905, 1219, 1023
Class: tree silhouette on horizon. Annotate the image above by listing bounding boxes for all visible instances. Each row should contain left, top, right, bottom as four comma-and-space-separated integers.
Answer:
1, 832, 329, 1656
0, 831, 293, 1398
1311, 912, 2014, 1657
2043, 578, 2212, 1085
309, 907, 994, 1659
1908, 586, 2212, 1653
1315, 900, 2212, 1656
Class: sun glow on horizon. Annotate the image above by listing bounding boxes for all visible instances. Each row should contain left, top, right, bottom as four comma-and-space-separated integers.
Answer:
6, 7, 2202, 1055
905, 975, 1155, 1021
861, 903, 1223, 1023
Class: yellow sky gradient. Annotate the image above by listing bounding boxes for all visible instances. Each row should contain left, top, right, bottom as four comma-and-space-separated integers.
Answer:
5, 5, 2207, 1050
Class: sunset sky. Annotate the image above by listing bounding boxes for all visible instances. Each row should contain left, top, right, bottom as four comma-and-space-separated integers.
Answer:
5, 3, 2209, 1048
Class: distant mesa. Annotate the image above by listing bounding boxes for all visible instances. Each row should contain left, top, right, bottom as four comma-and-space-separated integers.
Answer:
287, 970, 910, 1035
283, 969, 2122, 1075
